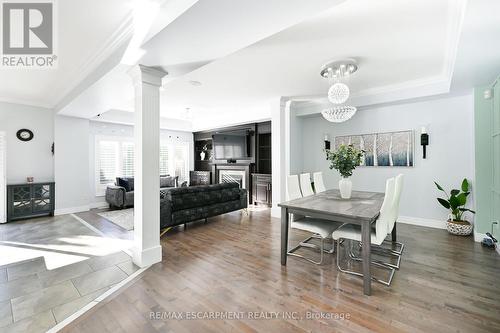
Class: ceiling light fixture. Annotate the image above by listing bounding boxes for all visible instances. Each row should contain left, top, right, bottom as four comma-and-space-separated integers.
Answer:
328, 83, 350, 104
189, 80, 202, 86
321, 106, 357, 123
320, 59, 358, 123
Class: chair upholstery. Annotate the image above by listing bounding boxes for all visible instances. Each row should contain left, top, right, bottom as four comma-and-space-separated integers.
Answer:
300, 173, 314, 197
286, 175, 302, 201
287, 174, 340, 238
332, 178, 396, 246
313, 172, 326, 193
388, 174, 404, 234
292, 217, 343, 238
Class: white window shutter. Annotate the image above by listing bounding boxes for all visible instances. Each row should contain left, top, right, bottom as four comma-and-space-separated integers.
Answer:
122, 142, 135, 178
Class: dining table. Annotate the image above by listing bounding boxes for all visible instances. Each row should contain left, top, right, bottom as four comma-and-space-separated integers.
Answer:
278, 189, 386, 296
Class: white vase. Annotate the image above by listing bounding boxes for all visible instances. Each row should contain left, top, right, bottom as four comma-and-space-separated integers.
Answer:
200, 151, 206, 160
339, 177, 352, 199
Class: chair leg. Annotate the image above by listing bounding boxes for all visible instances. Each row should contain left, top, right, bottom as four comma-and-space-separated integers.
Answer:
350, 244, 402, 270
381, 222, 404, 255
287, 235, 329, 265
336, 239, 395, 286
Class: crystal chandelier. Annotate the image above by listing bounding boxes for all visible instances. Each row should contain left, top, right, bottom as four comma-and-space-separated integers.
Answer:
320, 59, 358, 123
321, 106, 357, 123
328, 83, 350, 104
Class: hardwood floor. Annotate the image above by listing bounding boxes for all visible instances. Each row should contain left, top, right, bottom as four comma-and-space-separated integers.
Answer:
62, 208, 500, 333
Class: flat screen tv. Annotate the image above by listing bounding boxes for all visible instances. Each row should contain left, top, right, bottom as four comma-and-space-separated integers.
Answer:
213, 131, 248, 160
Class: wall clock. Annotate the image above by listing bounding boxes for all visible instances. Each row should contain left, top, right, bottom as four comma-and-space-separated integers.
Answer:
16, 129, 34, 142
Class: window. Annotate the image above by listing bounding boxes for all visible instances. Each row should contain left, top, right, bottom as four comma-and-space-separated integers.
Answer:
97, 140, 119, 186
95, 136, 190, 195
122, 142, 135, 178
95, 136, 133, 196
160, 141, 190, 183
159, 144, 169, 176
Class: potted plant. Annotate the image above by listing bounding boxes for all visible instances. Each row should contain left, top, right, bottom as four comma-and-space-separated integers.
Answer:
434, 178, 476, 235
325, 144, 364, 199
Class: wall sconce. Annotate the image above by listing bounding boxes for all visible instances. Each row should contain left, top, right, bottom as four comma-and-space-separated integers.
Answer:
324, 134, 331, 150
420, 127, 429, 159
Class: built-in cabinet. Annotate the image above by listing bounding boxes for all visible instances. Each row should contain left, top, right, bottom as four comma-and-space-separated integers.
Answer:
7, 182, 55, 222
252, 174, 272, 206
193, 121, 272, 206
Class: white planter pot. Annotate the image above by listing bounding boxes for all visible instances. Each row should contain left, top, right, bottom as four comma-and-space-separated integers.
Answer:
200, 151, 206, 161
339, 177, 352, 199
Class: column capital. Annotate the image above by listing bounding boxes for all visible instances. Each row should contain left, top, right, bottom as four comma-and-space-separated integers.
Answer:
128, 64, 168, 87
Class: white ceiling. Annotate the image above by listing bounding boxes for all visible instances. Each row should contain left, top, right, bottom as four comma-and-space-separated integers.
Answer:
0, 0, 133, 108
5, 0, 500, 131
159, 0, 461, 128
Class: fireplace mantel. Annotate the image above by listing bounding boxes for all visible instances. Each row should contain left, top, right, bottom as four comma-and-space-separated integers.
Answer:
211, 163, 254, 203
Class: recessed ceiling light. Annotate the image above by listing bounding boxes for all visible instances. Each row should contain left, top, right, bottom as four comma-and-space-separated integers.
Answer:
188, 80, 202, 86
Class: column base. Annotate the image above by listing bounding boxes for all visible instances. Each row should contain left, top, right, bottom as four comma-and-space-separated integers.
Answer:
132, 244, 162, 267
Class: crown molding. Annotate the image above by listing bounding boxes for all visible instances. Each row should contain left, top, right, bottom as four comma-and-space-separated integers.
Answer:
291, 0, 467, 117
0, 96, 53, 109
50, 13, 135, 110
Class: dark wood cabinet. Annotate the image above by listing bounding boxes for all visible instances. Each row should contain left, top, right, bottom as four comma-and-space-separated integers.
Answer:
252, 174, 271, 206
7, 182, 55, 222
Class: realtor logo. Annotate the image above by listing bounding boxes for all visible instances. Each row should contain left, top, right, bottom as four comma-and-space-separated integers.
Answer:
1, 0, 57, 68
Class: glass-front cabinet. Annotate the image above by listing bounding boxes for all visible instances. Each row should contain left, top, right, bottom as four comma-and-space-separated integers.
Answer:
7, 182, 55, 222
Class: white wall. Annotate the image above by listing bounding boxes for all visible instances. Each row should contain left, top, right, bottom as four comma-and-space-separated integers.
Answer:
0, 102, 54, 183
292, 93, 475, 227
89, 121, 194, 207
54, 116, 90, 214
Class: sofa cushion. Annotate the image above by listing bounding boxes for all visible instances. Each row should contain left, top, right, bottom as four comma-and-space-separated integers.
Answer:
166, 183, 240, 211
170, 199, 242, 225
160, 175, 177, 188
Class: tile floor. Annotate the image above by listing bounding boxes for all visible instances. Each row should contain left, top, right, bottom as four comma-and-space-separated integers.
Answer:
0, 214, 138, 332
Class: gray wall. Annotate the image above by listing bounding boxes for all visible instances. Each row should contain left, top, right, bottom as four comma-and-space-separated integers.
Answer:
54, 115, 90, 214
0, 102, 54, 183
292, 93, 475, 223
88, 121, 194, 208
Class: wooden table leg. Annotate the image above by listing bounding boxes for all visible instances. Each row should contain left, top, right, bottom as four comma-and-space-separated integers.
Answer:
361, 221, 371, 296
281, 207, 289, 265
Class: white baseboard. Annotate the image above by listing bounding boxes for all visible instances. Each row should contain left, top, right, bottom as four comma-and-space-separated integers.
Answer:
89, 202, 109, 209
398, 216, 447, 229
132, 245, 162, 267
54, 205, 90, 216
474, 230, 487, 243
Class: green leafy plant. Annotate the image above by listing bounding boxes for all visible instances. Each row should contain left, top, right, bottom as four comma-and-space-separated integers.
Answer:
325, 144, 364, 178
434, 179, 476, 222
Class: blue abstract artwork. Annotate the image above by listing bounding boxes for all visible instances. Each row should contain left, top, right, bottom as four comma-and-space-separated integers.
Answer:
334, 130, 414, 167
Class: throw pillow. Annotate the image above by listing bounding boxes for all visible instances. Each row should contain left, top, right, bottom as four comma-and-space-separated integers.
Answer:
160, 176, 178, 188
117, 177, 132, 192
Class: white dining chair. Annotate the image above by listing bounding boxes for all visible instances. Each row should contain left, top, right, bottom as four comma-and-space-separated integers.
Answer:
286, 175, 342, 265
332, 178, 396, 286
387, 174, 405, 255
313, 172, 326, 193
299, 173, 315, 197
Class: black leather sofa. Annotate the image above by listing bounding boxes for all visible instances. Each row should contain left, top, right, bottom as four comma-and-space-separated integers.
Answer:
160, 182, 247, 229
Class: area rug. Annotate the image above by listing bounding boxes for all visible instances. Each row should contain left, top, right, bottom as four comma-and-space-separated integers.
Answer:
98, 208, 134, 231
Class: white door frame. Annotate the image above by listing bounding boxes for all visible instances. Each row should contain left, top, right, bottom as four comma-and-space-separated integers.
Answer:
0, 131, 6, 223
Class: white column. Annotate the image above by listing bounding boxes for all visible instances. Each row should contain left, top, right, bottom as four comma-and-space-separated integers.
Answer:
128, 65, 167, 267
271, 97, 291, 218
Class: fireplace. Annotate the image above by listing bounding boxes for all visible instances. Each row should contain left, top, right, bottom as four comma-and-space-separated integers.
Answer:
219, 170, 246, 188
